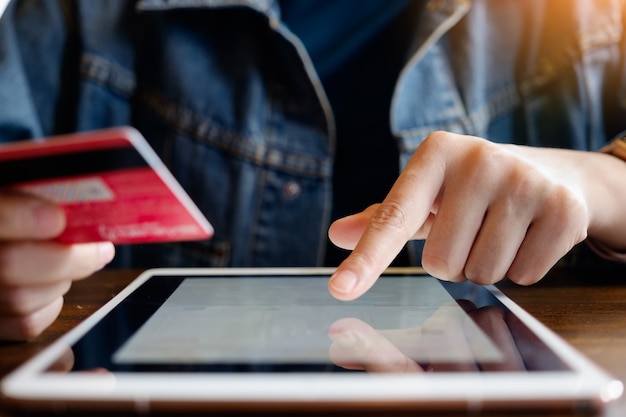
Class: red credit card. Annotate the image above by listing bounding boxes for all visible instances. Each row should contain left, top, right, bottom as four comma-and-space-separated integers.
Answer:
0, 127, 213, 244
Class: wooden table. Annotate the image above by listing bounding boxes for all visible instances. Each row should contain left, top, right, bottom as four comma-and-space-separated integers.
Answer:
0, 266, 625, 416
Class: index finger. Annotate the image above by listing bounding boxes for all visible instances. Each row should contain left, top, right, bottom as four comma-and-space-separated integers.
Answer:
328, 137, 447, 300
0, 192, 66, 240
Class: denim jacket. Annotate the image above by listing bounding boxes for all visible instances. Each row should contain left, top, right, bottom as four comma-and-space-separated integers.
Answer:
0, 0, 624, 268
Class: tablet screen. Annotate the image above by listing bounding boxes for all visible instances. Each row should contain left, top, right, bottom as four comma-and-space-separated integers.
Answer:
54, 272, 569, 374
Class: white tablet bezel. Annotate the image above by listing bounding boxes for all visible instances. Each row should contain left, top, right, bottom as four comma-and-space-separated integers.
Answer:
1, 267, 623, 413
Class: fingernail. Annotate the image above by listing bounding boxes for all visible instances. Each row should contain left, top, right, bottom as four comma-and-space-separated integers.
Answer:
98, 242, 116, 267
329, 269, 358, 295
33, 204, 65, 237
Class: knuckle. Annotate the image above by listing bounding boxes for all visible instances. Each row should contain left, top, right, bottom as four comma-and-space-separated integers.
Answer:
545, 185, 589, 244
344, 249, 381, 272
415, 131, 453, 162
469, 139, 501, 165
505, 165, 539, 202
421, 131, 450, 148
448, 138, 506, 185
546, 184, 580, 214
369, 200, 410, 237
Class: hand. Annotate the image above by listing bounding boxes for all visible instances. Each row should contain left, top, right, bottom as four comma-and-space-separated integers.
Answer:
327, 131, 617, 300
0, 191, 115, 341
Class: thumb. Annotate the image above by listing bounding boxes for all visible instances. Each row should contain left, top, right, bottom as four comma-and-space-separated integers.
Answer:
0, 192, 66, 239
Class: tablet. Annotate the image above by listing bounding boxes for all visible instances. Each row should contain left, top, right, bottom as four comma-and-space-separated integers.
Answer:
1, 268, 622, 413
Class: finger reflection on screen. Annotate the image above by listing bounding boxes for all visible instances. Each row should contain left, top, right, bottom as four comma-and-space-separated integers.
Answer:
464, 306, 525, 372
327, 300, 530, 374
328, 317, 424, 373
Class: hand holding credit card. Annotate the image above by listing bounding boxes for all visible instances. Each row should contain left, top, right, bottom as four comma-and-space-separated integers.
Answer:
0, 127, 213, 244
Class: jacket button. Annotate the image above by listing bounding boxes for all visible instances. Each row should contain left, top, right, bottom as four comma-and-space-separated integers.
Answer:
283, 181, 302, 199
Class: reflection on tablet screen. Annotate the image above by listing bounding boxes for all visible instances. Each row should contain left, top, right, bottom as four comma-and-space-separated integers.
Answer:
113, 277, 501, 365
57, 274, 570, 374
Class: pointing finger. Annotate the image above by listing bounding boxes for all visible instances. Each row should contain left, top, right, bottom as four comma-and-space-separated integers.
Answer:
328, 134, 448, 300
